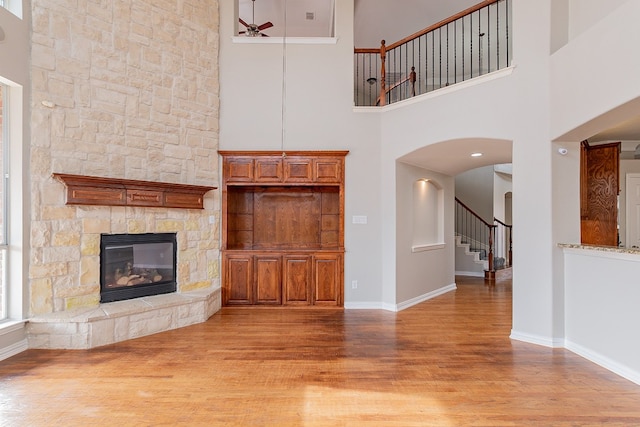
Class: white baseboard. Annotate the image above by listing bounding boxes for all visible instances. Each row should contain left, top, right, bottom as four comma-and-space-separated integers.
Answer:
344, 302, 386, 310
509, 329, 564, 348
345, 284, 457, 312
512, 330, 640, 386
455, 271, 484, 277
0, 338, 28, 362
0, 321, 28, 361
396, 283, 457, 312
565, 340, 640, 386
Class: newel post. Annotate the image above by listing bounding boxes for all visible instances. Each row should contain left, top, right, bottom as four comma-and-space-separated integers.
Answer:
378, 39, 387, 106
488, 225, 495, 271
508, 228, 513, 267
409, 66, 416, 97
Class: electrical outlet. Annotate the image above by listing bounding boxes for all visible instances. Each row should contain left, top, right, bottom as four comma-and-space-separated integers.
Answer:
351, 280, 358, 289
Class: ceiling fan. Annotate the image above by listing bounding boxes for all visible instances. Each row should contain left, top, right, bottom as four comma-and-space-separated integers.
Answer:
239, 0, 274, 37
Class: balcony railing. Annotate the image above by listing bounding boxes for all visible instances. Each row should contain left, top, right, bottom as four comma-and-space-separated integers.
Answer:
354, 0, 512, 107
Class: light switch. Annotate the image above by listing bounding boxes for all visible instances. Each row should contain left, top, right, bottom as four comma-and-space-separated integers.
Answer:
352, 215, 367, 224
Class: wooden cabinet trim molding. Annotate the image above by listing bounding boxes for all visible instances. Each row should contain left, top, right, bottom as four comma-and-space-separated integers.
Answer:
219, 150, 349, 157
53, 173, 216, 209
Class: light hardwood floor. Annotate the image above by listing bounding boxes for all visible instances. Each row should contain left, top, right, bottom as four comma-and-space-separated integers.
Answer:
1, 276, 639, 426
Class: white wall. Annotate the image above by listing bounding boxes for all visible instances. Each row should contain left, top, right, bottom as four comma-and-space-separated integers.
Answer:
568, 0, 631, 40
550, 0, 640, 378
396, 162, 454, 306
619, 159, 640, 247
564, 248, 640, 385
455, 166, 494, 223
493, 169, 512, 224
353, 0, 478, 47
219, 0, 385, 306
551, 0, 640, 142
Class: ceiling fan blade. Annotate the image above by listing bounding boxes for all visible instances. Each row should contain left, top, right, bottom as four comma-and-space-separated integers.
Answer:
257, 22, 273, 31
239, 18, 250, 28
260, 33, 269, 37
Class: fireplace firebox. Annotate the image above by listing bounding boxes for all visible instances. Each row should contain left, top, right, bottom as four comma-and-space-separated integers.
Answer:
100, 233, 177, 303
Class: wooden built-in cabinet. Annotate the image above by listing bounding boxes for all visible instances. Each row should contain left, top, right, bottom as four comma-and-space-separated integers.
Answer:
220, 151, 347, 307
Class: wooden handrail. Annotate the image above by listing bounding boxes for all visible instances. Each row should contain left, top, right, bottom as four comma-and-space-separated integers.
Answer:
388, 0, 499, 50
455, 197, 493, 228
354, 0, 500, 53
493, 217, 513, 267
493, 218, 512, 228
375, 67, 416, 106
456, 197, 495, 271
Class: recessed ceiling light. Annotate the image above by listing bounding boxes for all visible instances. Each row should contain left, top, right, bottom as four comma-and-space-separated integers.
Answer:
471, 152, 483, 157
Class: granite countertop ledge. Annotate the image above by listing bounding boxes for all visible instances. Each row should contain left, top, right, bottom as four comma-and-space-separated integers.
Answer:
558, 243, 640, 255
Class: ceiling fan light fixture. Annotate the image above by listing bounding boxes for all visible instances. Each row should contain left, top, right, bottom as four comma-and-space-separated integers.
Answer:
239, 0, 273, 37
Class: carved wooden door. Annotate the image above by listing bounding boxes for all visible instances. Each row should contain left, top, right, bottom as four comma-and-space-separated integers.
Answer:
580, 141, 620, 246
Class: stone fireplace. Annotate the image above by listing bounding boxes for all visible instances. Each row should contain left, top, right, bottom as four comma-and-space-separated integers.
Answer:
100, 233, 177, 303
27, 175, 221, 350
27, 0, 221, 350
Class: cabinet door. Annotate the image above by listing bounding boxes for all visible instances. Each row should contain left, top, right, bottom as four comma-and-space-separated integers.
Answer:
284, 158, 313, 183
255, 158, 283, 182
223, 253, 253, 305
313, 253, 343, 306
283, 255, 312, 305
225, 158, 254, 182
314, 158, 343, 183
254, 255, 282, 305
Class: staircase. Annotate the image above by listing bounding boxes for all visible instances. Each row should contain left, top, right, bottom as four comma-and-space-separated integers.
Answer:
455, 235, 488, 277
455, 197, 512, 281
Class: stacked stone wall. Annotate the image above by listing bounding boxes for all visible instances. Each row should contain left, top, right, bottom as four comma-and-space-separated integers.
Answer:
30, 0, 220, 315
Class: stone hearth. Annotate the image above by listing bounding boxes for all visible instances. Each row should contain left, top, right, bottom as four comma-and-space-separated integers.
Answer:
28, 287, 220, 349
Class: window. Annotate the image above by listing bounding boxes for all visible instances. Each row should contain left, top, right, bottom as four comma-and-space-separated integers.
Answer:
1, 0, 23, 19
0, 80, 24, 324
0, 83, 6, 319
237, 0, 335, 38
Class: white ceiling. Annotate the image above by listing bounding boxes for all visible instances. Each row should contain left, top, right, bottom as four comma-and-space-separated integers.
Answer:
397, 138, 513, 176
236, 0, 640, 175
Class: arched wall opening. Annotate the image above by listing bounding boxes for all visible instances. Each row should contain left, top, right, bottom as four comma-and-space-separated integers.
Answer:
393, 137, 513, 309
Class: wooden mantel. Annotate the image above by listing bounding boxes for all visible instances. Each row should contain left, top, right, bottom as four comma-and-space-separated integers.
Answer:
53, 173, 216, 209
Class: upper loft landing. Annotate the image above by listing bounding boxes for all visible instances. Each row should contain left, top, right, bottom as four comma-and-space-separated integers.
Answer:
354, 0, 512, 107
